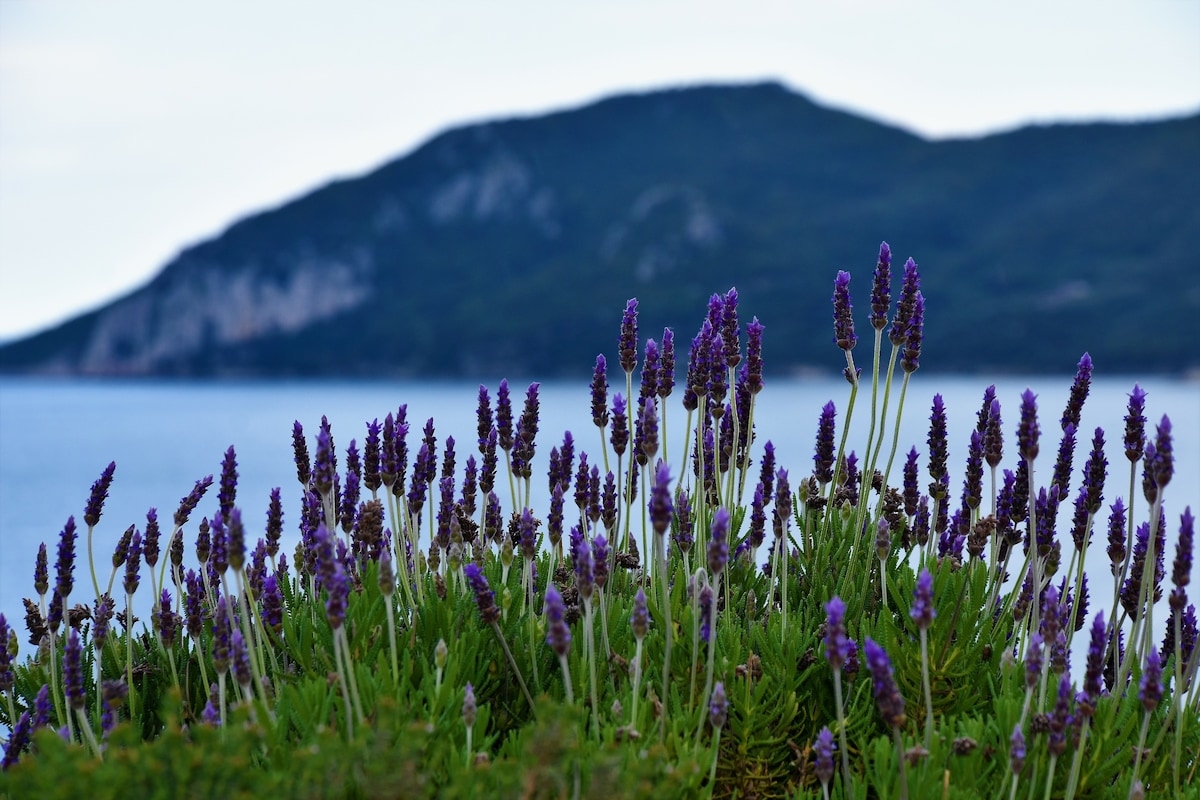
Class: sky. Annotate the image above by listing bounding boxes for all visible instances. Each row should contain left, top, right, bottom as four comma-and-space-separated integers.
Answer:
1, 0, 1197, 342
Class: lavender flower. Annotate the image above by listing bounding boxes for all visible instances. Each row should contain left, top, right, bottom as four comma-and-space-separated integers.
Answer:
903, 448, 920, 517
573, 529, 594, 600
93, 594, 114, 649
698, 584, 714, 643
744, 318, 763, 394
2, 712, 31, 770
631, 588, 649, 640
640, 338, 661, 399
928, 395, 949, 498
1048, 675, 1072, 757
610, 394, 629, 457
231, 629, 253, 689
674, 490, 694, 555
814, 726, 836, 786
463, 683, 477, 728
1051, 423, 1077, 498
649, 460, 673, 535
325, 564, 349, 630
890, 257, 921, 346
33, 683, 52, 728
832, 270, 856, 351
639, 396, 659, 463
864, 638, 906, 727
708, 507, 730, 579
1124, 385, 1147, 463
544, 584, 571, 658
54, 516, 77, 601
202, 683, 221, 726
1148, 415, 1174, 491
292, 421, 312, 487
172, 474, 212, 532
814, 401, 837, 485
590, 355, 609, 428
464, 563, 500, 625
824, 597, 851, 670
984, 398, 1003, 469
83, 461, 117, 528
869, 242, 892, 330
592, 534, 609, 591
0, 615, 12, 694
963, 429, 984, 510
495, 380, 513, 453
709, 681, 728, 729
123, 530, 142, 597
1139, 648, 1163, 713
1061, 353, 1092, 431
1017, 389, 1040, 461
747, 484, 767, 550
218, 445, 238, 519
1106, 499, 1127, 575
212, 597, 232, 676
1080, 612, 1105, 717
63, 628, 84, 710
1024, 633, 1044, 688
1173, 507, 1194, 610
619, 298, 639, 374
911, 568, 935, 630
900, 291, 924, 373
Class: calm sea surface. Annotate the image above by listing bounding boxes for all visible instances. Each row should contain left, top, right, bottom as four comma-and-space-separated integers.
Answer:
1, 374, 1197, 644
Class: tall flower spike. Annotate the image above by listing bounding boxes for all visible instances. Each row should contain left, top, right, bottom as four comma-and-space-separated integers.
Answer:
1017, 389, 1040, 461
814, 401, 837, 485
544, 584, 571, 658
1124, 384, 1147, 463
1107, 499, 1128, 575
1172, 507, 1194, 608
123, 531, 142, 597
476, 385, 493, 452
709, 681, 728, 729
175, 475, 213, 528
708, 507, 730, 579
864, 638, 906, 727
0, 615, 13, 695
1139, 649, 1162, 712
890, 256, 921, 346
63, 629, 84, 710
1062, 353, 1092, 431
218, 446, 238, 520
83, 461, 117, 529
631, 587, 649, 640
824, 596, 851, 670
1149, 415, 1173, 491
869, 241, 892, 331
590, 356, 609, 428
610, 394, 629, 457
640, 339, 660, 399
911, 568, 935, 630
659, 327, 676, 398
619, 298, 639, 375
814, 726, 836, 787
721, 287, 740, 367
292, 422, 311, 487
33, 545, 48, 598
1080, 612, 1105, 716
900, 291, 924, 373
54, 517, 77, 602
495, 380, 513, 453
984, 398, 1003, 469
832, 271, 856, 351
649, 461, 673, 535
928, 394, 949, 497
464, 563, 500, 625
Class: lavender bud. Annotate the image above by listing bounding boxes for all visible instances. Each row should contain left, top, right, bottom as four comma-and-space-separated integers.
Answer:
832, 270, 856, 351
1017, 389, 1040, 461
864, 638, 906, 727
824, 596, 851, 670
708, 507, 730, 579
814, 726, 836, 786
54, 517, 78, 602
1124, 385, 1147, 463
910, 568, 935, 630
899, 291, 923, 373
545, 584, 571, 658
659, 327, 677, 399
1139, 649, 1163, 712
631, 588, 649, 640
1061, 353, 1092, 431
231, 629, 253, 689
619, 298, 639, 374
464, 563, 501, 626
123, 530, 142, 597
709, 681, 728, 730
63, 628, 85, 710
814, 401, 837, 485
869, 242, 892, 331
83, 461, 117, 528
463, 683, 477, 728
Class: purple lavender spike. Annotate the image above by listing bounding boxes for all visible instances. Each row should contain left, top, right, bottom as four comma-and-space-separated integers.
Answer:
911, 568, 935, 630
83, 461, 117, 528
465, 563, 500, 625
1139, 649, 1163, 711
927, 395, 949, 498
589, 356, 610, 430
1149, 415, 1173, 492
1172, 507, 1194, 611
832, 271, 856, 351
708, 507, 730, 579
824, 597, 851, 670
814, 726, 835, 786
230, 629, 253, 689
175, 475, 213, 528
610, 394, 629, 457
63, 629, 84, 710
292, 422, 311, 487
33, 543, 49, 599
1124, 385, 1147, 464
709, 681, 728, 729
864, 638, 906, 727
639, 396, 659, 463
649, 461, 673, 535
674, 490, 694, 555
984, 398, 1003, 469
640, 338, 660, 400
123, 530, 142, 597
903, 447, 920, 517
869, 242, 892, 331
1047, 674, 1072, 757
1017, 389, 1040, 461
1080, 612, 1105, 717
1107, 499, 1127, 575
496, 380, 513, 453
1051, 423, 1077, 498
962, 429, 984, 511
619, 298, 639, 375
890, 256, 921, 347
900, 291, 924, 374
747, 483, 767, 550
1010, 726, 1025, 775
631, 588, 649, 639
0, 615, 12, 694
54, 517, 77, 602
1062, 353, 1092, 432
544, 584, 571, 658
313, 427, 335, 497
698, 584, 714, 643
218, 446, 238, 519
814, 401, 836, 485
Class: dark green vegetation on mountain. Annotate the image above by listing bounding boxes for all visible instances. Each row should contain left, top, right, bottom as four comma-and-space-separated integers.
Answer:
3, 81, 1197, 377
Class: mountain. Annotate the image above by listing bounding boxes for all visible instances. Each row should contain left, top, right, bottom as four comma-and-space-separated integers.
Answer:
2, 81, 1197, 378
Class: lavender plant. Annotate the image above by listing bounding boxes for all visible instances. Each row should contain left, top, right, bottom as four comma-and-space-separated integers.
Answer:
0, 243, 1195, 800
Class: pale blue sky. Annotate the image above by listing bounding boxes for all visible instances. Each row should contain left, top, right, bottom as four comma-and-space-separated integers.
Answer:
1, 0, 1197, 341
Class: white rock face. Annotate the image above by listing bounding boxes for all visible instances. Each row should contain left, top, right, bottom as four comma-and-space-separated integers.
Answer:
77, 249, 373, 373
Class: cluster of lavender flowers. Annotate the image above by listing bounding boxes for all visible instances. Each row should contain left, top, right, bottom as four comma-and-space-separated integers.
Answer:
1, 242, 1194, 800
